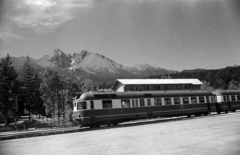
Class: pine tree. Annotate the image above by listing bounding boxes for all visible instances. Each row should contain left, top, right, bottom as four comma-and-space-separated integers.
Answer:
21, 56, 35, 119
32, 74, 45, 116
0, 54, 19, 124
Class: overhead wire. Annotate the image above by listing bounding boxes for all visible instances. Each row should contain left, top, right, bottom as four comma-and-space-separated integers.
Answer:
204, 60, 240, 69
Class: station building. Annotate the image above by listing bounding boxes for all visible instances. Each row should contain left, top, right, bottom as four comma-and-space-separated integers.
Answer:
111, 79, 202, 92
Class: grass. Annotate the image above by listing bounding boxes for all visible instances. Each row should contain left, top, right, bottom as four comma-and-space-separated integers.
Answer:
0, 115, 77, 132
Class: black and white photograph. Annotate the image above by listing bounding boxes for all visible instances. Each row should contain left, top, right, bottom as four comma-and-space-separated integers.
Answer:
0, 0, 240, 154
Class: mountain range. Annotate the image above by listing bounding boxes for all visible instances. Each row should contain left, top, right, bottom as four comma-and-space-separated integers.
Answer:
1, 49, 177, 83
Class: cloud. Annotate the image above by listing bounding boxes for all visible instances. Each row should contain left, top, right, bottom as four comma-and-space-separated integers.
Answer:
0, 30, 25, 42
11, 0, 92, 33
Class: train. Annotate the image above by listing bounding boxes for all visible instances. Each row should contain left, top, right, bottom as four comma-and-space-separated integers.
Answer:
72, 90, 240, 128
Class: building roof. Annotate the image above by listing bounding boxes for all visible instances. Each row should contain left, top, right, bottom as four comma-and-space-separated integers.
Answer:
115, 79, 203, 85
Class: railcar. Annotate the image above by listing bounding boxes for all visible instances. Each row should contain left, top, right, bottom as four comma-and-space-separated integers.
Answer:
72, 91, 217, 128
213, 90, 240, 113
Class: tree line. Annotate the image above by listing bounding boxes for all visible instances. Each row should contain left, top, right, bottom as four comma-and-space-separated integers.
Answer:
156, 65, 240, 90
0, 55, 95, 123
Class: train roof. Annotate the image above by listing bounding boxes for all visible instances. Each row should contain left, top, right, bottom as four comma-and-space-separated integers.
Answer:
213, 90, 240, 96
76, 90, 213, 101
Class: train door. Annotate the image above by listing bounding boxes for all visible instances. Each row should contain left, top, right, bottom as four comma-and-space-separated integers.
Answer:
226, 95, 231, 111
206, 96, 211, 114
147, 99, 153, 118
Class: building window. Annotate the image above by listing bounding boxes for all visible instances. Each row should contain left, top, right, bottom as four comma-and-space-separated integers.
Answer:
183, 97, 189, 104
174, 97, 180, 104
129, 86, 133, 91
140, 99, 145, 107
164, 98, 171, 105
121, 100, 131, 108
102, 100, 112, 109
199, 97, 205, 103
191, 97, 197, 104
154, 98, 162, 106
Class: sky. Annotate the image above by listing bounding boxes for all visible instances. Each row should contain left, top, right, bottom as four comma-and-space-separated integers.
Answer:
0, 0, 240, 71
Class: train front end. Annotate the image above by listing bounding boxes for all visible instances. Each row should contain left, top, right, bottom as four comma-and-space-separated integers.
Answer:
72, 93, 92, 127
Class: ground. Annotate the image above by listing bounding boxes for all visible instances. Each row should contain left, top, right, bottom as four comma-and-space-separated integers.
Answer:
0, 112, 239, 155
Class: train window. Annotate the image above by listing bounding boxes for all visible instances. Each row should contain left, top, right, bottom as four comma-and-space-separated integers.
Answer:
102, 100, 112, 109
154, 98, 162, 106
102, 94, 110, 98
132, 99, 135, 107
237, 95, 240, 101
136, 99, 139, 107
199, 97, 205, 103
144, 94, 152, 97
140, 99, 145, 107
77, 101, 87, 110
209, 96, 215, 103
110, 94, 117, 98
231, 95, 236, 101
90, 101, 94, 109
174, 97, 180, 105
147, 99, 151, 106
132, 99, 138, 107
223, 96, 228, 102
164, 98, 171, 105
182, 97, 189, 104
191, 97, 197, 104
94, 94, 103, 98
121, 100, 131, 108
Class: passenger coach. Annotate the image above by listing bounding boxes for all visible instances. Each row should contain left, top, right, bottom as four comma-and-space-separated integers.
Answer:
72, 91, 217, 128
213, 90, 240, 113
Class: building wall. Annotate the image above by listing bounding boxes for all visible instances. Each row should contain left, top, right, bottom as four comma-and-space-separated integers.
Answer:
121, 84, 201, 92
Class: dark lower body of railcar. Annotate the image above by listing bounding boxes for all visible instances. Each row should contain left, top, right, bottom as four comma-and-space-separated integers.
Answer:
229, 101, 240, 112
210, 101, 240, 114
208, 102, 230, 114
73, 103, 214, 128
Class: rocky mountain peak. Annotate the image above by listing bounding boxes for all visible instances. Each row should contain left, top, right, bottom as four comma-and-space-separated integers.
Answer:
40, 48, 72, 68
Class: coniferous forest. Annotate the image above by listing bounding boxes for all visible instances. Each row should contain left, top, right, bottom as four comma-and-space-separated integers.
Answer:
162, 65, 240, 90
